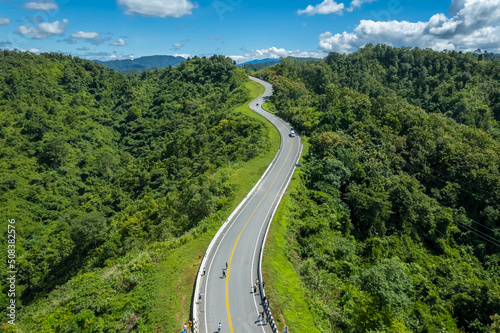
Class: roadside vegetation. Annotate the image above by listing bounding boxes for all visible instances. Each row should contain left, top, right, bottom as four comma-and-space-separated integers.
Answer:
261, 45, 500, 332
0, 51, 278, 331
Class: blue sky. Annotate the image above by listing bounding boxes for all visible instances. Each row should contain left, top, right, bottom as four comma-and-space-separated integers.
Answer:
0, 0, 499, 62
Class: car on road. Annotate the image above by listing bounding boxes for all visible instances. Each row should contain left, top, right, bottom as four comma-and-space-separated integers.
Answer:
289, 129, 296, 137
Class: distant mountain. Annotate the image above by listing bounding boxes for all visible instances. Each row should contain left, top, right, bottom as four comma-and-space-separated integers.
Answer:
239, 57, 321, 72
95, 55, 186, 72
239, 58, 281, 65
239, 57, 320, 66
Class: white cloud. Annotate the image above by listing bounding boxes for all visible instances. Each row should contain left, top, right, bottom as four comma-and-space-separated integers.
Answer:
0, 45, 43, 53
347, 0, 376, 12
111, 38, 126, 46
319, 0, 500, 54
118, 0, 198, 18
24, 2, 59, 10
71, 31, 109, 45
173, 53, 190, 58
15, 19, 67, 39
319, 31, 360, 53
81, 52, 135, 61
298, 0, 344, 16
173, 42, 183, 48
72, 31, 99, 39
0, 17, 10, 25
229, 46, 326, 64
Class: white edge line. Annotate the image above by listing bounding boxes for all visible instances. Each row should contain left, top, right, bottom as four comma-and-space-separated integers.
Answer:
257, 140, 303, 332
249, 116, 290, 333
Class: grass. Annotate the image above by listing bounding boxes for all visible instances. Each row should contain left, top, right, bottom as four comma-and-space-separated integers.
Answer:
149, 78, 281, 332
262, 101, 277, 114
149, 230, 216, 332
261, 139, 323, 333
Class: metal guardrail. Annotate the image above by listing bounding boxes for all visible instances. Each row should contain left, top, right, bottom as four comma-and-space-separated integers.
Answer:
257, 140, 303, 333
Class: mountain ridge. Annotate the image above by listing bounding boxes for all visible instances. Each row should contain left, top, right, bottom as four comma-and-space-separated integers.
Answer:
94, 54, 186, 72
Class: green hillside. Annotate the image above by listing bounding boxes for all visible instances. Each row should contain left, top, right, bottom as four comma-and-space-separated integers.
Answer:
0, 51, 274, 331
95, 55, 186, 73
261, 45, 500, 332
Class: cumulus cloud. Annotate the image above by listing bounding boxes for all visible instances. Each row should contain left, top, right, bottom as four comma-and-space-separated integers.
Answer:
72, 31, 99, 39
15, 19, 67, 39
347, 0, 376, 12
298, 0, 344, 15
172, 42, 185, 51
319, 0, 500, 54
0, 45, 43, 53
173, 53, 190, 58
229, 46, 326, 64
0, 17, 10, 25
24, 2, 59, 10
118, 0, 198, 18
111, 38, 126, 46
71, 31, 110, 45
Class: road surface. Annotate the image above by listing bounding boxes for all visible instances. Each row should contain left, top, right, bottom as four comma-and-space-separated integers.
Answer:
196, 76, 302, 333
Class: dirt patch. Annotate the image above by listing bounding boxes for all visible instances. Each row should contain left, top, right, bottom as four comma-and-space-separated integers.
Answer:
125, 312, 140, 333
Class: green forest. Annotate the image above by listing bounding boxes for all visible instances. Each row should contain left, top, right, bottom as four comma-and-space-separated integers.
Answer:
0, 51, 272, 331
1, 45, 500, 332
259, 45, 500, 332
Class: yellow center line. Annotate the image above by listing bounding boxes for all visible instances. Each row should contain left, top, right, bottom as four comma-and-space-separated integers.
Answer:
225, 135, 295, 333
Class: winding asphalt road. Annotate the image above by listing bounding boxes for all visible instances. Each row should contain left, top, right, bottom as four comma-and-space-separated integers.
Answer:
196, 77, 302, 333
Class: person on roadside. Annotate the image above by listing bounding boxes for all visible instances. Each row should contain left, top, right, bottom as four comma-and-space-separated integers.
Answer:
218, 322, 222, 332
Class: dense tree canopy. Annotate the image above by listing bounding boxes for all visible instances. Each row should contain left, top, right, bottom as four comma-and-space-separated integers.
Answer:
0, 51, 266, 330
259, 46, 500, 332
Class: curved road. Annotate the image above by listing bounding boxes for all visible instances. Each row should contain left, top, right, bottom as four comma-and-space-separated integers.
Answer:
196, 77, 302, 333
